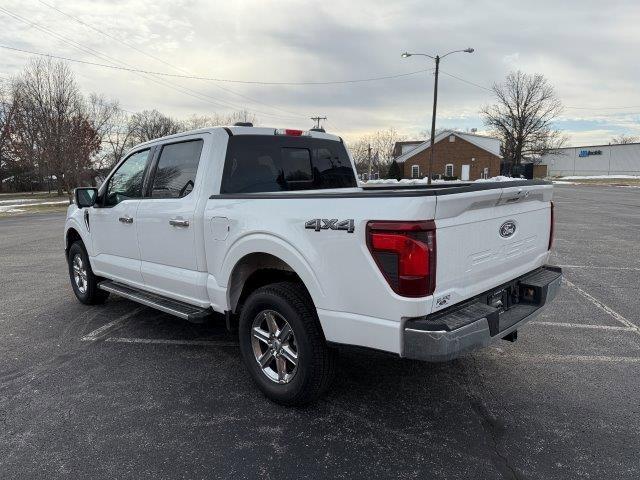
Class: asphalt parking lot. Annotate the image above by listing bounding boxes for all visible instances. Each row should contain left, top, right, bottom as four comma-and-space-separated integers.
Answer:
1, 184, 639, 480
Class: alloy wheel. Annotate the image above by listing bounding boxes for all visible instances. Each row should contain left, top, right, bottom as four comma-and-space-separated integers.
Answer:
72, 253, 88, 294
251, 310, 299, 384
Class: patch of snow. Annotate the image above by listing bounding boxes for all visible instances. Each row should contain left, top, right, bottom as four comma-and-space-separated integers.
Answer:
361, 176, 523, 185
0, 198, 41, 205
473, 175, 522, 183
0, 199, 68, 212
552, 181, 577, 185
32, 200, 70, 206
4, 208, 26, 213
558, 175, 640, 180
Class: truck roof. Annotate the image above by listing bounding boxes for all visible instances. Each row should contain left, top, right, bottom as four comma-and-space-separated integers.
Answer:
135, 126, 342, 148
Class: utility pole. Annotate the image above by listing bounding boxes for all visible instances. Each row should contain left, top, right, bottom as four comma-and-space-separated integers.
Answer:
310, 116, 327, 129
367, 143, 372, 180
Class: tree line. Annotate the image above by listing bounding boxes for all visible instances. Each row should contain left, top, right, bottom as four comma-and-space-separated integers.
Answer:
0, 58, 256, 194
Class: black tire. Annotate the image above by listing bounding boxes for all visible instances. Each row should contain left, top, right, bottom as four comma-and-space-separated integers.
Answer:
238, 281, 336, 406
67, 241, 109, 305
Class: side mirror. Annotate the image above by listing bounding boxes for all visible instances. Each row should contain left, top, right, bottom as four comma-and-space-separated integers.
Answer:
74, 187, 98, 208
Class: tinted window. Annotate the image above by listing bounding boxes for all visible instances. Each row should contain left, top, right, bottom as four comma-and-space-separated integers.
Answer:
151, 140, 204, 198
281, 148, 313, 184
221, 136, 356, 193
104, 149, 149, 206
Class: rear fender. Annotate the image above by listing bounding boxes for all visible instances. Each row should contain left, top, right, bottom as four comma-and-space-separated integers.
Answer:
219, 233, 326, 310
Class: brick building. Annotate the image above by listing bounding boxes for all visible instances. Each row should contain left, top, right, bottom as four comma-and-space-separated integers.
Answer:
394, 130, 502, 181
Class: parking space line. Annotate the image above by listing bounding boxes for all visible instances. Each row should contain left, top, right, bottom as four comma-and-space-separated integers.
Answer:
556, 264, 640, 272
105, 337, 238, 347
532, 321, 637, 331
563, 278, 639, 333
487, 352, 640, 364
80, 307, 145, 341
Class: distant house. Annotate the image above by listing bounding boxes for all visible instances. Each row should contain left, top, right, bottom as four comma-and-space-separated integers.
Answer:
394, 130, 502, 181
392, 141, 424, 158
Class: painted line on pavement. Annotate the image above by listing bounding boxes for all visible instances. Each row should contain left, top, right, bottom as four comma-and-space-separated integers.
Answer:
80, 307, 145, 341
487, 352, 640, 364
556, 264, 640, 272
532, 321, 637, 332
563, 278, 638, 333
105, 337, 238, 347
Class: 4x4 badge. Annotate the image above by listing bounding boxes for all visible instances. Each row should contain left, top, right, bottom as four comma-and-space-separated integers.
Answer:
305, 218, 355, 233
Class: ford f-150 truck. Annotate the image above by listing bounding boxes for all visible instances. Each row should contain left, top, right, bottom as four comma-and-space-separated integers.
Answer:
65, 125, 561, 405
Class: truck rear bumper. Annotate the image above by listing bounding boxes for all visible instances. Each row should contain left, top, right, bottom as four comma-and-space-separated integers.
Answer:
402, 265, 562, 362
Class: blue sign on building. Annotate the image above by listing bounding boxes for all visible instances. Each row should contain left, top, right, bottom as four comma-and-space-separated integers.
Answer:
579, 149, 603, 157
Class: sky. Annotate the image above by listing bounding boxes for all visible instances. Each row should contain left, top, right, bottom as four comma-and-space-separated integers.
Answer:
1, 0, 639, 146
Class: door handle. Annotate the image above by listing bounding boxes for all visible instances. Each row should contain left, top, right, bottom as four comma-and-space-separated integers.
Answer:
169, 218, 190, 228
118, 216, 134, 224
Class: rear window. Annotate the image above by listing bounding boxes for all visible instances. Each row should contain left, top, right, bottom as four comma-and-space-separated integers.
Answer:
151, 140, 203, 198
220, 135, 357, 193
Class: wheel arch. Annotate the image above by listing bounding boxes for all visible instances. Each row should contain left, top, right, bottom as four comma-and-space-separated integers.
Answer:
65, 226, 84, 257
221, 234, 325, 315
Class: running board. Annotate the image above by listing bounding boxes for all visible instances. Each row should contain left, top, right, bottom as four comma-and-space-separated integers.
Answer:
98, 280, 211, 323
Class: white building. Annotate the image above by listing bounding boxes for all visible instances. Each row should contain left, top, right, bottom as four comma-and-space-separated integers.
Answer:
539, 142, 640, 176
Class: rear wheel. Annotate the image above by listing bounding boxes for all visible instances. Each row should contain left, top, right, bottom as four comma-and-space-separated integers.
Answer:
238, 281, 336, 406
67, 241, 109, 305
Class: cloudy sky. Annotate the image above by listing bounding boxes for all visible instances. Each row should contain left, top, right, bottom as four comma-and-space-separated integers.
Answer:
1, 0, 639, 145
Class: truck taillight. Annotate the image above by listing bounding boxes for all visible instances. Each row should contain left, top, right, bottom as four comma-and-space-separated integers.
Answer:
366, 221, 436, 297
548, 201, 555, 250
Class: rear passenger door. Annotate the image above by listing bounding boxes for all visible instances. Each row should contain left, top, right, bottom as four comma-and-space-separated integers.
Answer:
136, 137, 207, 303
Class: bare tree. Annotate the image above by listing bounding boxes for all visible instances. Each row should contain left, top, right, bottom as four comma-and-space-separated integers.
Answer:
370, 127, 406, 164
129, 109, 182, 143
0, 81, 20, 192
10, 58, 106, 195
610, 133, 639, 145
346, 137, 371, 175
481, 71, 565, 172
96, 104, 135, 169
182, 114, 220, 131
223, 109, 257, 126
87, 94, 120, 160
348, 128, 407, 176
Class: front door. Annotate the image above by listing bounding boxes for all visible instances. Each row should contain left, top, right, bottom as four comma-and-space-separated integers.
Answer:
90, 148, 151, 286
136, 138, 206, 303
461, 164, 470, 181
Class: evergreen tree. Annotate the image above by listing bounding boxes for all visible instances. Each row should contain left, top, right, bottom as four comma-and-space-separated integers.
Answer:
386, 160, 402, 180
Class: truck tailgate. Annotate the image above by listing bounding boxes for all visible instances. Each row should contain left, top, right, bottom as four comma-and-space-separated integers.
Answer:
432, 183, 553, 312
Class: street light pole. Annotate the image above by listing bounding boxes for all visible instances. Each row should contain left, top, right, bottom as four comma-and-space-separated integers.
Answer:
402, 48, 474, 184
427, 55, 440, 184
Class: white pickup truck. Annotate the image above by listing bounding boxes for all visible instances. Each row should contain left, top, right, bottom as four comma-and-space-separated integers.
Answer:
65, 125, 561, 405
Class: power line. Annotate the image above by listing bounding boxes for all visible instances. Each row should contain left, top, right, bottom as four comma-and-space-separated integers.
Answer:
36, 0, 308, 121
440, 70, 492, 91
441, 69, 640, 112
0, 43, 433, 86
0, 7, 304, 122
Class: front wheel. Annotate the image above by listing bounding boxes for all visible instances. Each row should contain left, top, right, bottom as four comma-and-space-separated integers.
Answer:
67, 241, 109, 305
238, 281, 336, 406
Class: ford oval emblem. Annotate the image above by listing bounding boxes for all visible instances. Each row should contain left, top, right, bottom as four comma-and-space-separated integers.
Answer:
499, 220, 517, 238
